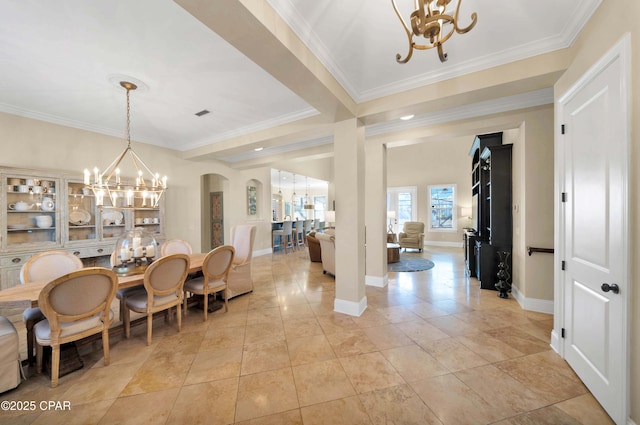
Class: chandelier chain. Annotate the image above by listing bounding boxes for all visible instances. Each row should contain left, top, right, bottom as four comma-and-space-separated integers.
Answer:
126, 86, 131, 147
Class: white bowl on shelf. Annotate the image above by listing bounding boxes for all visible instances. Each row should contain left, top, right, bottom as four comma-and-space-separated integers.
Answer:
34, 215, 52, 228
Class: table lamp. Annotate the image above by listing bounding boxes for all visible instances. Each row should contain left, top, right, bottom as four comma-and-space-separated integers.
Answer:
387, 211, 396, 233
324, 210, 335, 229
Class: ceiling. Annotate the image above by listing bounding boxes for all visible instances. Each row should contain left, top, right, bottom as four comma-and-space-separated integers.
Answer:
270, 169, 328, 192
0, 0, 600, 167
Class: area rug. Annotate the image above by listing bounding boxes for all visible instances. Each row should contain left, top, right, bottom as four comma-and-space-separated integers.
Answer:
387, 255, 435, 272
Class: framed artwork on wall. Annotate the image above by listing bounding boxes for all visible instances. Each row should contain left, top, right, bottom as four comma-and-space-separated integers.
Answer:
247, 186, 257, 216
210, 191, 223, 248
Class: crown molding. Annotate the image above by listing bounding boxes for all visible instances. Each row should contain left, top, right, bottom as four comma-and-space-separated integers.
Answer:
187, 107, 319, 151
219, 134, 332, 163
268, 0, 601, 104
365, 88, 553, 138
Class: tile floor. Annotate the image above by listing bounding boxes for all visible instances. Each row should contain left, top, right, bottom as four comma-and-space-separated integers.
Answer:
0, 246, 614, 424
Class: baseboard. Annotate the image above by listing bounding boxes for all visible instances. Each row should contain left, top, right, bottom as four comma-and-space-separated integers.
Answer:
255, 248, 273, 257
365, 274, 388, 287
423, 241, 463, 248
511, 285, 554, 314
334, 296, 368, 317
550, 329, 561, 354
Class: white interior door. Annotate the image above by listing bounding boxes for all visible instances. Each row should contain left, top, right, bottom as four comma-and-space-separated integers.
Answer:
557, 37, 629, 424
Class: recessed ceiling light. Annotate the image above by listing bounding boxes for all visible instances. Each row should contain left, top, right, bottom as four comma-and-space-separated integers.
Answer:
254, 147, 264, 151
400, 114, 414, 120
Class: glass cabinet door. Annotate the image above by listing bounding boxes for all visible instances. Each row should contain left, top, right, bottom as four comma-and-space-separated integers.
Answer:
133, 194, 163, 236
66, 180, 97, 243
5, 175, 59, 248
98, 208, 126, 241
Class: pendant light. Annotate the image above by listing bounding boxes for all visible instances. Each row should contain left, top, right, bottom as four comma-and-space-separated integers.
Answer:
303, 176, 313, 209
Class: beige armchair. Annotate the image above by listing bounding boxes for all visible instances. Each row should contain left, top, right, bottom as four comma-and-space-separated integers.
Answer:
315, 232, 335, 276
398, 221, 425, 252
227, 225, 256, 298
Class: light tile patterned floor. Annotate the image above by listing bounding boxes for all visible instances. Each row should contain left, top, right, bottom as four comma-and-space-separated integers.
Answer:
0, 247, 614, 424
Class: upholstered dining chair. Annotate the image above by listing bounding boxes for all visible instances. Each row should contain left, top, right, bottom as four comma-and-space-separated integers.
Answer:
160, 239, 193, 256
123, 254, 190, 345
20, 250, 83, 364
183, 245, 234, 321
110, 252, 145, 324
272, 220, 294, 253
227, 225, 256, 299
34, 267, 118, 387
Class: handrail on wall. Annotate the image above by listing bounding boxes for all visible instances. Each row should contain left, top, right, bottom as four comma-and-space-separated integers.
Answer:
527, 247, 554, 256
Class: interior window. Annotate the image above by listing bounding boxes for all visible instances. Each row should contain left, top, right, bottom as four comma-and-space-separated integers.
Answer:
314, 195, 326, 221
429, 184, 457, 231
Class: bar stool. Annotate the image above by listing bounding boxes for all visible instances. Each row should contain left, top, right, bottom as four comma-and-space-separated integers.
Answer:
293, 220, 305, 249
272, 221, 294, 253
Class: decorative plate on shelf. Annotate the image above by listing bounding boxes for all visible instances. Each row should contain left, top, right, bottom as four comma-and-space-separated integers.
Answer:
102, 210, 123, 224
69, 209, 91, 225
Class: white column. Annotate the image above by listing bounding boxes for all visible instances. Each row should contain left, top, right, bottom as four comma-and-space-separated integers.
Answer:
333, 118, 367, 316
365, 142, 388, 287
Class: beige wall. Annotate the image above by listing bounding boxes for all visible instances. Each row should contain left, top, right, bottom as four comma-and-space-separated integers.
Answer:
386, 135, 472, 245
554, 0, 639, 419
0, 112, 240, 252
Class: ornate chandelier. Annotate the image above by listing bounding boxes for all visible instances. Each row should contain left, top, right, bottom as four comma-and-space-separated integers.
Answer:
84, 81, 166, 209
392, 0, 477, 64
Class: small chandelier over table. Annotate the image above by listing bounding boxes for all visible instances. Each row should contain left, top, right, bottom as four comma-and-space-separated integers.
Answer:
391, 0, 477, 64
84, 81, 166, 209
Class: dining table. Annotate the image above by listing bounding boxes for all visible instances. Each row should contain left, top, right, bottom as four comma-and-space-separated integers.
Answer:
0, 252, 207, 308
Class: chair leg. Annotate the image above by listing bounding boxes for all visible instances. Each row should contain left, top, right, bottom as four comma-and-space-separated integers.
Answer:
177, 303, 182, 333
223, 288, 228, 313
119, 298, 126, 322
51, 344, 60, 388
36, 342, 43, 373
102, 328, 110, 366
203, 292, 208, 322
147, 313, 153, 346
25, 321, 35, 365
123, 305, 131, 339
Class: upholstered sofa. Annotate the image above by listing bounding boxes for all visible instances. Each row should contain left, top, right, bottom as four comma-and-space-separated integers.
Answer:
306, 232, 322, 262
398, 221, 425, 252
314, 232, 335, 276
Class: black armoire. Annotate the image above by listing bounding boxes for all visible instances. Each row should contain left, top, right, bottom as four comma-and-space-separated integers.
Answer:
466, 133, 512, 290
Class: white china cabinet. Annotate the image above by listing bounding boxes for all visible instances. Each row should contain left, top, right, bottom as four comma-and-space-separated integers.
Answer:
0, 167, 165, 290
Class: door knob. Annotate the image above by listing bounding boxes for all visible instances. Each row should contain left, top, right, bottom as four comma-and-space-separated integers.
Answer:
601, 283, 620, 294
